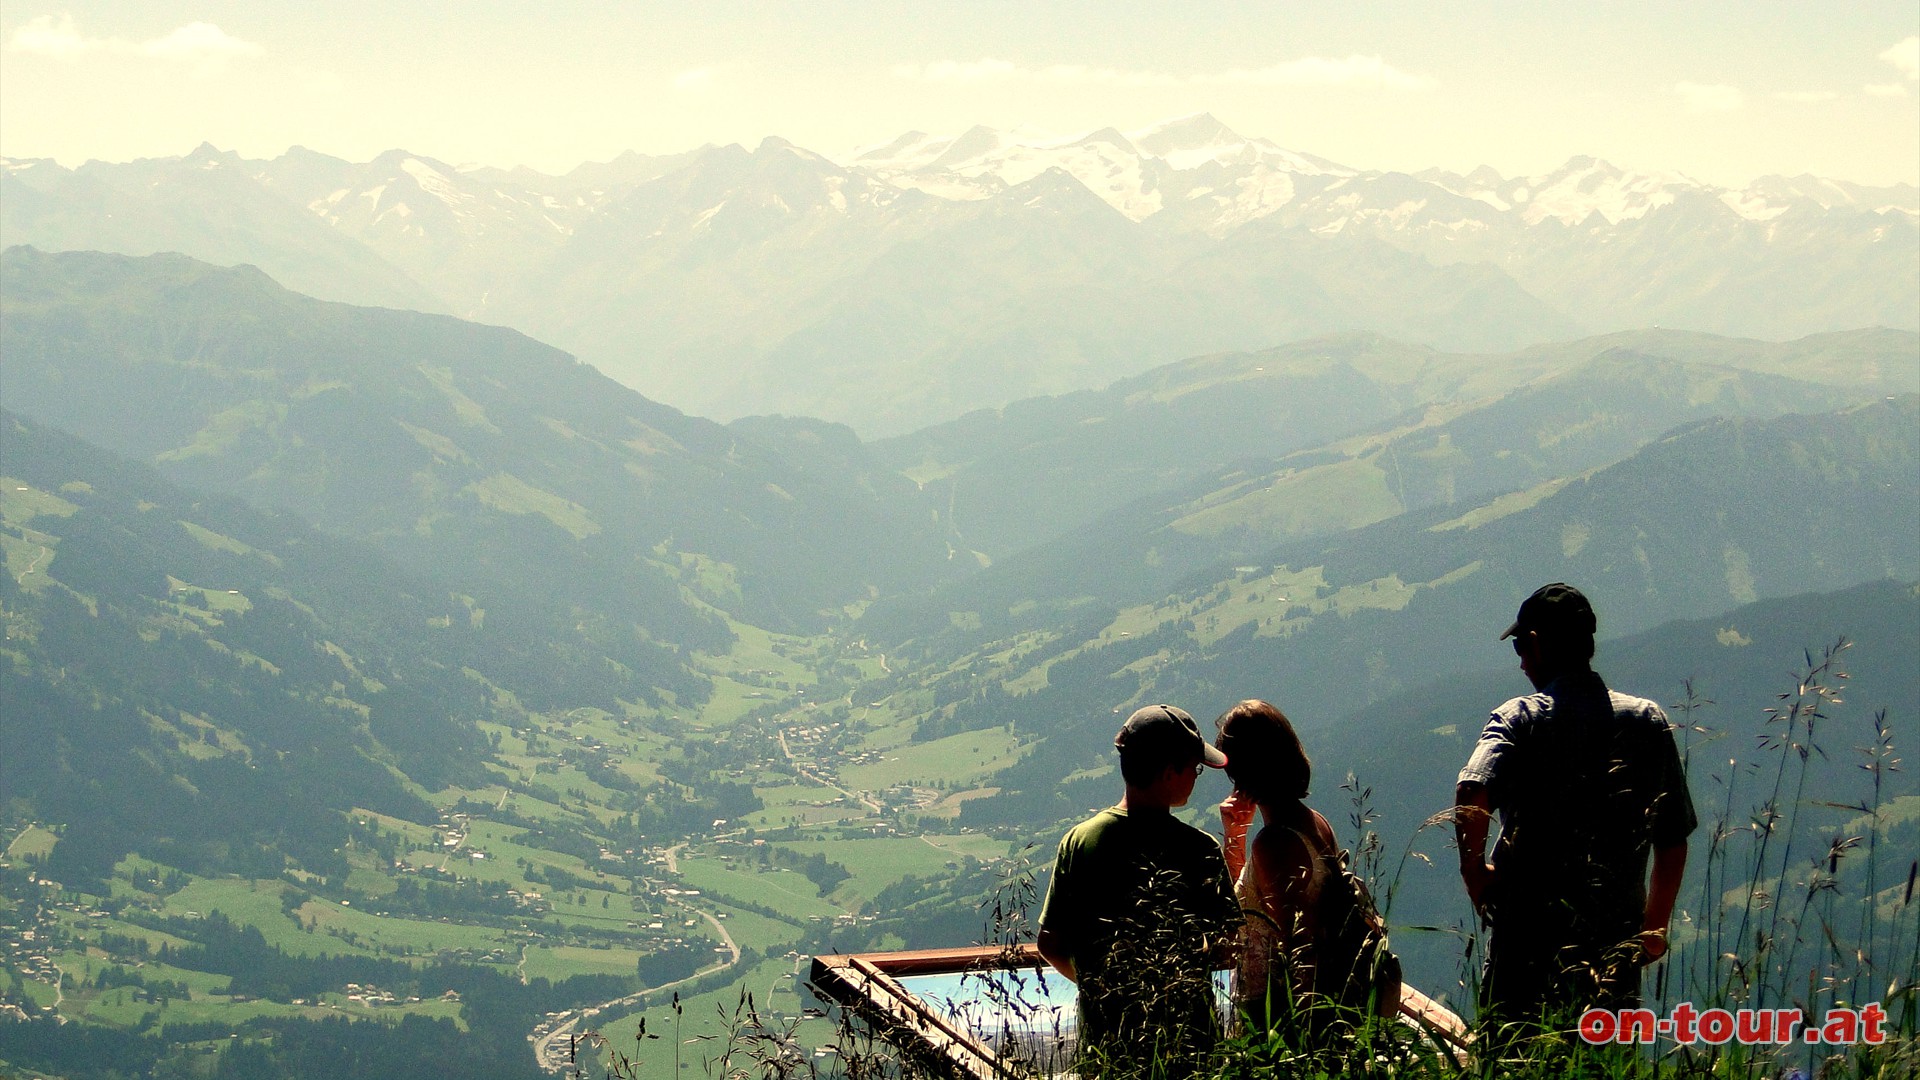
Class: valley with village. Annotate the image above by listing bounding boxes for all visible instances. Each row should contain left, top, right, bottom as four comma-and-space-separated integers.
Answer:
2, 612, 1040, 1077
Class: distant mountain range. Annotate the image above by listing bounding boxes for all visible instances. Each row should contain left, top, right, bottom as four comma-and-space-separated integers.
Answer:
7, 248, 1913, 734
6, 115, 1913, 434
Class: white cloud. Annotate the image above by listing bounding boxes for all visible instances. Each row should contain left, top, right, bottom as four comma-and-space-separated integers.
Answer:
673, 68, 716, 91
7, 13, 89, 57
893, 58, 1018, 82
1674, 81, 1744, 113
892, 58, 1174, 86
1772, 90, 1838, 103
1206, 55, 1434, 91
892, 55, 1432, 91
1881, 35, 1919, 81
1030, 64, 1180, 88
1863, 83, 1910, 98
5, 14, 260, 74
138, 22, 261, 64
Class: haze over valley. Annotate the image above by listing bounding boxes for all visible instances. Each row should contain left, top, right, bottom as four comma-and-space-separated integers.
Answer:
6, 117, 1914, 434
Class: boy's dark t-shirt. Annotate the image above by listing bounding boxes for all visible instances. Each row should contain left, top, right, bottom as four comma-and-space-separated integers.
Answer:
1039, 807, 1239, 1059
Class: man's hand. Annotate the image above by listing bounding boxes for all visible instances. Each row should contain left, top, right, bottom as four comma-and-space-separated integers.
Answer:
1634, 928, 1669, 963
1460, 859, 1495, 917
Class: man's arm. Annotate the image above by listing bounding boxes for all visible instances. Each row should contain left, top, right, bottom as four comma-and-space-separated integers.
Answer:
1035, 925, 1076, 982
1639, 706, 1696, 961
1454, 781, 1495, 914
1638, 840, 1687, 961
1457, 705, 1517, 916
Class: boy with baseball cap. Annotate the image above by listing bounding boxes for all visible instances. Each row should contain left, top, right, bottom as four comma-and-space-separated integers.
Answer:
1037, 705, 1239, 1074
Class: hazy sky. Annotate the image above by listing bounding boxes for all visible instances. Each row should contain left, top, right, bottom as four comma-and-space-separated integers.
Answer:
3, 2, 1916, 187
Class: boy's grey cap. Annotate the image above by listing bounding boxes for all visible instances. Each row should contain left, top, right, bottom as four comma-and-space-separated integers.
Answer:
1501, 582, 1598, 641
1114, 704, 1228, 768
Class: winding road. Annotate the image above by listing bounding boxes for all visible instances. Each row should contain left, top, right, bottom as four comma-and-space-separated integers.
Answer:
530, 707, 882, 1072
528, 881, 743, 1073
15, 544, 50, 585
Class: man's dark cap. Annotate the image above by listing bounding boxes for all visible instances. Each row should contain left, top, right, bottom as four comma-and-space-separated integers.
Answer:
1114, 704, 1228, 769
1500, 582, 1598, 641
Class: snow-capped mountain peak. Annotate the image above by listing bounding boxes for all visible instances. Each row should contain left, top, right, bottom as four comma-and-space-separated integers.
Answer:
1129, 113, 1239, 153
924, 124, 1024, 173
847, 130, 939, 166
1127, 112, 1251, 169
1516, 156, 1703, 225
183, 142, 242, 170
398, 156, 476, 211
2, 156, 60, 175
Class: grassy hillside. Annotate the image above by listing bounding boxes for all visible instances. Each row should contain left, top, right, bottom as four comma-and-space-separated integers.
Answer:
3, 410, 594, 881
869, 328, 1915, 562
860, 397, 1919, 831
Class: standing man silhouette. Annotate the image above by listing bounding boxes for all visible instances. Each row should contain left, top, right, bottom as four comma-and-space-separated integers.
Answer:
1455, 584, 1696, 1032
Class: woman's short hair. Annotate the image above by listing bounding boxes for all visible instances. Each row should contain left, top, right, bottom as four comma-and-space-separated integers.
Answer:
1214, 699, 1311, 803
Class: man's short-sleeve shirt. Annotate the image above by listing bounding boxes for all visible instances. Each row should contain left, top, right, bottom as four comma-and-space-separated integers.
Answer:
1038, 807, 1239, 1053
1458, 671, 1698, 934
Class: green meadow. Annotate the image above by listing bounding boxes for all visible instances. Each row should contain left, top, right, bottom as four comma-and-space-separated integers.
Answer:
4, 825, 59, 861
839, 727, 1024, 790
521, 945, 648, 984
778, 838, 989, 909
673, 859, 846, 922
589, 955, 819, 1080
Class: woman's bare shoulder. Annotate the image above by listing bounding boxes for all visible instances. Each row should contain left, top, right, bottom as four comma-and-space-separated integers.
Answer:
1250, 808, 1316, 867
1308, 809, 1337, 848
1248, 813, 1317, 905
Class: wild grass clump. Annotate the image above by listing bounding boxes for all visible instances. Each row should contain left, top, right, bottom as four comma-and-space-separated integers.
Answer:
1648, 641, 1918, 1080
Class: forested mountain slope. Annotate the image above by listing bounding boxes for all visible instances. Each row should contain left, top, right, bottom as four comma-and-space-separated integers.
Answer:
1, 248, 959, 654
862, 330, 1914, 636
3, 410, 509, 886
863, 397, 1920, 829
